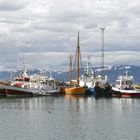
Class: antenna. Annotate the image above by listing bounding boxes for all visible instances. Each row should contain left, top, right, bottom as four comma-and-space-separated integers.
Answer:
100, 27, 105, 77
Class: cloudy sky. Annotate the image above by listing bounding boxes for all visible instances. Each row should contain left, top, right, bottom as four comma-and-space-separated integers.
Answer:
0, 0, 140, 71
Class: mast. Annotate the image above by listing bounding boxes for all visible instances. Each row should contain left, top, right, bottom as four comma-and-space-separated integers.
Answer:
69, 55, 73, 82
100, 28, 105, 77
77, 32, 80, 85
21, 59, 28, 77
10, 66, 14, 81
125, 66, 129, 78
87, 56, 91, 75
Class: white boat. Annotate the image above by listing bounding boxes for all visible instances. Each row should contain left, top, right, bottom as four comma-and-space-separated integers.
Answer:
80, 60, 94, 88
9, 63, 60, 96
112, 67, 140, 98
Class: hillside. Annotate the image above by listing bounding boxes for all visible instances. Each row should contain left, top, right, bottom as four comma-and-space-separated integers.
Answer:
0, 65, 140, 84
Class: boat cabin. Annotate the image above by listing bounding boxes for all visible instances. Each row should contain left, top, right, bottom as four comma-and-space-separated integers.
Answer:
115, 75, 134, 90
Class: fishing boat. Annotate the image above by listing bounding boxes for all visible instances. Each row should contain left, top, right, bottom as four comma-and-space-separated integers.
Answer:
80, 28, 111, 97
79, 59, 94, 88
112, 67, 140, 98
65, 86, 86, 95
93, 75, 111, 97
0, 86, 6, 97
6, 62, 60, 97
27, 71, 61, 96
64, 32, 86, 95
79, 61, 111, 97
5, 86, 35, 97
0, 81, 10, 96
0, 77, 60, 97
0, 76, 34, 97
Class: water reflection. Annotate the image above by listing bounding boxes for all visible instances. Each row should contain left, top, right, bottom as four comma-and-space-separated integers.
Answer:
64, 95, 89, 139
113, 98, 140, 113
0, 96, 140, 140
65, 95, 88, 112
28, 97, 55, 113
0, 97, 57, 113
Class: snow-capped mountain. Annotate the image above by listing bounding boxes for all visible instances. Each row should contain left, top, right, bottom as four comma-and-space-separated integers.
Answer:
0, 65, 140, 84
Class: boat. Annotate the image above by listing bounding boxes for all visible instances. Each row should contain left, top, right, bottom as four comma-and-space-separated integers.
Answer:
79, 61, 111, 97
5, 62, 60, 97
112, 67, 140, 98
0, 86, 6, 97
79, 28, 112, 97
0, 77, 36, 98
64, 32, 86, 95
0, 81, 10, 96
0, 72, 37, 97
27, 72, 61, 96
5, 86, 35, 97
0, 73, 60, 97
92, 75, 111, 97
79, 59, 94, 88
65, 86, 86, 95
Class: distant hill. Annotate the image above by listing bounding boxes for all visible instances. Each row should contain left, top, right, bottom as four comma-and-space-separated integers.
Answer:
0, 65, 140, 84
94, 65, 140, 84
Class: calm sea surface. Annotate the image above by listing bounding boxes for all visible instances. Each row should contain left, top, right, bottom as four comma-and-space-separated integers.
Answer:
0, 95, 140, 140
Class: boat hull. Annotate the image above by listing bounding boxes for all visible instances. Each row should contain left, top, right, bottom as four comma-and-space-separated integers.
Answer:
87, 86, 105, 97
65, 86, 86, 95
33, 89, 61, 96
112, 87, 140, 98
0, 87, 6, 96
5, 86, 34, 97
121, 92, 140, 98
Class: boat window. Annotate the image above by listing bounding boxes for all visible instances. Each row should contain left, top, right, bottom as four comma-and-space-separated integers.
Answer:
25, 78, 30, 82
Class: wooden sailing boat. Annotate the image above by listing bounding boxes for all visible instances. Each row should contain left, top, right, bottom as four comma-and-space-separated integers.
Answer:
65, 32, 86, 95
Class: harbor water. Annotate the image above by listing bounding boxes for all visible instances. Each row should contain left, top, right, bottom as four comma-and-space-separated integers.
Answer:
0, 96, 140, 140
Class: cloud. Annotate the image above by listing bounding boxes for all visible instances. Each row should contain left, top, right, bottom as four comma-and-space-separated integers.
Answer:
0, 0, 139, 71
0, 0, 28, 11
